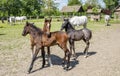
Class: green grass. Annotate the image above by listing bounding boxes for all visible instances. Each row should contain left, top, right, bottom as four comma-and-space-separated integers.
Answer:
0, 18, 119, 51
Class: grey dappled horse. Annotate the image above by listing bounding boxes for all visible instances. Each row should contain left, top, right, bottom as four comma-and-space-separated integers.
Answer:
61, 19, 92, 58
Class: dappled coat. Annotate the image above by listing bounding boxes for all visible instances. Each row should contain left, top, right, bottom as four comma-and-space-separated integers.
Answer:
69, 16, 87, 28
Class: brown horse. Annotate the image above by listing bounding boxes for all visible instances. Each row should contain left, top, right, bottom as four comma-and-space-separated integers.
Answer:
22, 22, 71, 73
42, 18, 52, 67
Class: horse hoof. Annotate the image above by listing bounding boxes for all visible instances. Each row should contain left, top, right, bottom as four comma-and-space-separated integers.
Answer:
73, 54, 76, 57
64, 66, 70, 71
28, 69, 32, 74
42, 65, 45, 68
66, 66, 69, 69
62, 61, 65, 65
73, 57, 77, 60
62, 62, 65, 67
84, 55, 88, 58
27, 71, 30, 74
83, 51, 86, 54
49, 64, 53, 67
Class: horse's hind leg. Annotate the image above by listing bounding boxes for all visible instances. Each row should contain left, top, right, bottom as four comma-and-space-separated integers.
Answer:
63, 48, 71, 69
47, 47, 53, 67
69, 39, 73, 56
28, 46, 40, 73
83, 40, 90, 58
72, 41, 76, 58
59, 43, 71, 69
66, 50, 71, 69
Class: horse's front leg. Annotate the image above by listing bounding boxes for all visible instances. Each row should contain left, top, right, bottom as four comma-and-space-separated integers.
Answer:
47, 47, 53, 67
69, 39, 76, 57
31, 44, 34, 56
41, 47, 46, 68
72, 41, 77, 59
28, 46, 40, 73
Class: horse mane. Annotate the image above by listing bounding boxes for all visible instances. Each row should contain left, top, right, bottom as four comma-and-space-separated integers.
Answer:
67, 21, 75, 30
29, 23, 43, 35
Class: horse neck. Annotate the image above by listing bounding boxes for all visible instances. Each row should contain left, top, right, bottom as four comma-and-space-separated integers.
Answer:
29, 26, 42, 38
65, 23, 75, 33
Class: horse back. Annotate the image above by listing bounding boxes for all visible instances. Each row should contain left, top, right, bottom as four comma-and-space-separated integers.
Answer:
41, 31, 68, 46
51, 31, 68, 43
68, 30, 84, 41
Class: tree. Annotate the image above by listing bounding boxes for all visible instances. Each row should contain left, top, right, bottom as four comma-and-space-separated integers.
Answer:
85, 0, 99, 8
0, 0, 59, 18
119, 0, 120, 5
68, 0, 81, 6
42, 0, 58, 16
11, 0, 23, 16
22, 0, 43, 17
0, 0, 43, 17
0, 0, 23, 16
0, 0, 9, 17
104, 0, 118, 12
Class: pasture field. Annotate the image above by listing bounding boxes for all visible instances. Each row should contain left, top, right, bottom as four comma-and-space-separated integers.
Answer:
0, 19, 120, 76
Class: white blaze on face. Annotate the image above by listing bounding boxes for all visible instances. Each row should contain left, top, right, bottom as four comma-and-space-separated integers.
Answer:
47, 23, 50, 28
46, 22, 50, 34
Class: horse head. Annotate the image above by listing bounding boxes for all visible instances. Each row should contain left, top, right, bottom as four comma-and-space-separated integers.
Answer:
22, 21, 34, 36
61, 18, 75, 32
60, 19, 69, 31
43, 18, 52, 35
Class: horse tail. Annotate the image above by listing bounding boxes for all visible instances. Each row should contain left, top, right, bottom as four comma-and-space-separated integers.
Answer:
83, 16, 88, 28
89, 30, 92, 40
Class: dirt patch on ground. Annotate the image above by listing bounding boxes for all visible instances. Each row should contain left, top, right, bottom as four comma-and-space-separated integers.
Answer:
0, 24, 120, 76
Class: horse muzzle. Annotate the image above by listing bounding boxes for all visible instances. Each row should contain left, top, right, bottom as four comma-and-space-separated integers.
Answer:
22, 33, 26, 36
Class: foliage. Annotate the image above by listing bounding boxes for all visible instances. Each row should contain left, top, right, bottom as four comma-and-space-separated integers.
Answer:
85, 0, 99, 7
42, 0, 58, 16
68, 0, 81, 6
0, 0, 59, 17
82, 3, 89, 11
104, 0, 118, 11
92, 7, 99, 14
1, 0, 119, 17
22, 0, 43, 17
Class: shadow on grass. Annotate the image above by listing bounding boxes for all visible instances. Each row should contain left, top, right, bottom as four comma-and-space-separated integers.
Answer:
0, 26, 4, 28
0, 34, 6, 36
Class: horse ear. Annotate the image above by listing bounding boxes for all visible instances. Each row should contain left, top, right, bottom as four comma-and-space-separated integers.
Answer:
63, 18, 66, 21
32, 23, 34, 25
50, 17, 52, 22
66, 18, 69, 21
64, 18, 68, 21
26, 21, 29, 26
45, 18, 47, 22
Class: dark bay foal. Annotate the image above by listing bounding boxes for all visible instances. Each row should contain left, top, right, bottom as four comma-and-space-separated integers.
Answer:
61, 19, 92, 58
22, 22, 71, 73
